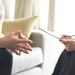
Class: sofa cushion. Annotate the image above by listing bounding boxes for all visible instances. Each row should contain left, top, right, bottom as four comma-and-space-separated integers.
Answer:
12, 47, 43, 74
2, 16, 38, 38
13, 67, 42, 75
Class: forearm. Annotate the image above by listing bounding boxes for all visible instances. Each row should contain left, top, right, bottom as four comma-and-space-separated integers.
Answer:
0, 35, 7, 48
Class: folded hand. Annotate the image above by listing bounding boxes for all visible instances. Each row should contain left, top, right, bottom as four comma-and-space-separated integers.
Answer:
0, 30, 33, 55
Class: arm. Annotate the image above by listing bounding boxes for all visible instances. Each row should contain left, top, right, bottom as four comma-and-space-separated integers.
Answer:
0, 30, 33, 55
0, 1, 33, 55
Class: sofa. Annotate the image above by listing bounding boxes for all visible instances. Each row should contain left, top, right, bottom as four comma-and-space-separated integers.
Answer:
11, 30, 44, 75
2, 17, 53, 75
2, 27, 47, 75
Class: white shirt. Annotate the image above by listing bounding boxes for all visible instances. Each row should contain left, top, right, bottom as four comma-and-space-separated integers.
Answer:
0, 0, 4, 34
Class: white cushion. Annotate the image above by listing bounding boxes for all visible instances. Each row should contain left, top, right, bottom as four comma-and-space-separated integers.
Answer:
14, 67, 42, 75
12, 47, 43, 74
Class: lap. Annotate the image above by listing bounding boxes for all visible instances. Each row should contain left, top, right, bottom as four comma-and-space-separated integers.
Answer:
0, 48, 12, 75
52, 49, 75, 75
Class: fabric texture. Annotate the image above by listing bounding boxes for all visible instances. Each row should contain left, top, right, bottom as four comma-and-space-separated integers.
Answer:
15, 67, 41, 75
2, 16, 38, 38
52, 49, 75, 75
0, 48, 12, 75
12, 48, 43, 74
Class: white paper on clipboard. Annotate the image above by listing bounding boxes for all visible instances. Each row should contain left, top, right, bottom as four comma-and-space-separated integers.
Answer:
39, 28, 60, 39
39, 28, 75, 40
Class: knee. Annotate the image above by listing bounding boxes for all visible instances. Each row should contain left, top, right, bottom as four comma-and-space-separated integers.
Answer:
0, 48, 12, 63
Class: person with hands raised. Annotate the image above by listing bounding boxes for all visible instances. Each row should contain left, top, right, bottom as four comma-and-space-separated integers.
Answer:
0, 30, 33, 75
0, 0, 33, 75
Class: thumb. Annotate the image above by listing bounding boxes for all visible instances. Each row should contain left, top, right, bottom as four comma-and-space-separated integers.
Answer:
14, 30, 22, 37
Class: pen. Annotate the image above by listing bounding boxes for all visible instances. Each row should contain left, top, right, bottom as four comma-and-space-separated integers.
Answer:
39, 28, 75, 39
39, 28, 60, 39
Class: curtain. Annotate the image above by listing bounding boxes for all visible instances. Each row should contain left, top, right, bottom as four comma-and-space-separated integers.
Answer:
1, 0, 10, 18
14, 0, 40, 28
14, 0, 39, 19
1, 0, 39, 18
48, 0, 55, 31
2, 0, 40, 28
15, 0, 32, 18
2, 0, 53, 29
1, 0, 15, 19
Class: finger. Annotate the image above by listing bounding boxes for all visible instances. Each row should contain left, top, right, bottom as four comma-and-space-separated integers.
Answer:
60, 38, 73, 44
61, 35, 71, 39
27, 39, 33, 44
25, 43, 32, 51
19, 43, 32, 51
18, 47, 29, 54
19, 32, 27, 39
18, 39, 33, 44
14, 30, 22, 35
14, 50, 21, 55
61, 35, 68, 37
19, 33, 33, 44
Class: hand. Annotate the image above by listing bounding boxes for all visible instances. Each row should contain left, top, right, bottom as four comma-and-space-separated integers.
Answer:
0, 30, 33, 55
59, 35, 75, 51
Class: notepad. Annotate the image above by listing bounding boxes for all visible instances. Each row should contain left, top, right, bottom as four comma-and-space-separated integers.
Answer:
39, 28, 75, 39
39, 28, 60, 39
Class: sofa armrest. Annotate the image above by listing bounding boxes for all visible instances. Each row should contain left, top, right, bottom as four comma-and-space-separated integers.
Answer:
29, 30, 45, 50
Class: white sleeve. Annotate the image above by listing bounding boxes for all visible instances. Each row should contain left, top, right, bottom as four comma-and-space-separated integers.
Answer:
0, 0, 4, 34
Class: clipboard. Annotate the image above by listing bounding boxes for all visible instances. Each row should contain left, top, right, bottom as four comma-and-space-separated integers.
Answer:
39, 28, 60, 39
39, 28, 75, 39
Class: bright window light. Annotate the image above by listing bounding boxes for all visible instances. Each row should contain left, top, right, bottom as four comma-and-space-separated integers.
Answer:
9, 0, 15, 20
39, 0, 49, 30
54, 0, 75, 35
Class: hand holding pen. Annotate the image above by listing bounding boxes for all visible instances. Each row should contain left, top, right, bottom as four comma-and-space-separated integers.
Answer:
39, 28, 75, 51
59, 35, 75, 51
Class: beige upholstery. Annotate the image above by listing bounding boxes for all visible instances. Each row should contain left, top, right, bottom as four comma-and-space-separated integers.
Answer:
2, 16, 38, 38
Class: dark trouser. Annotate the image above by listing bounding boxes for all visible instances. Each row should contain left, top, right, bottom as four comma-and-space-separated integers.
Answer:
0, 48, 12, 75
52, 49, 75, 75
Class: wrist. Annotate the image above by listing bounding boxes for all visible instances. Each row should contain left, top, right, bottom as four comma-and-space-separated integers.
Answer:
0, 37, 7, 48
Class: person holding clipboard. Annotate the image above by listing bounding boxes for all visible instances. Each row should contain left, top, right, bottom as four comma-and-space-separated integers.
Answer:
39, 28, 75, 75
